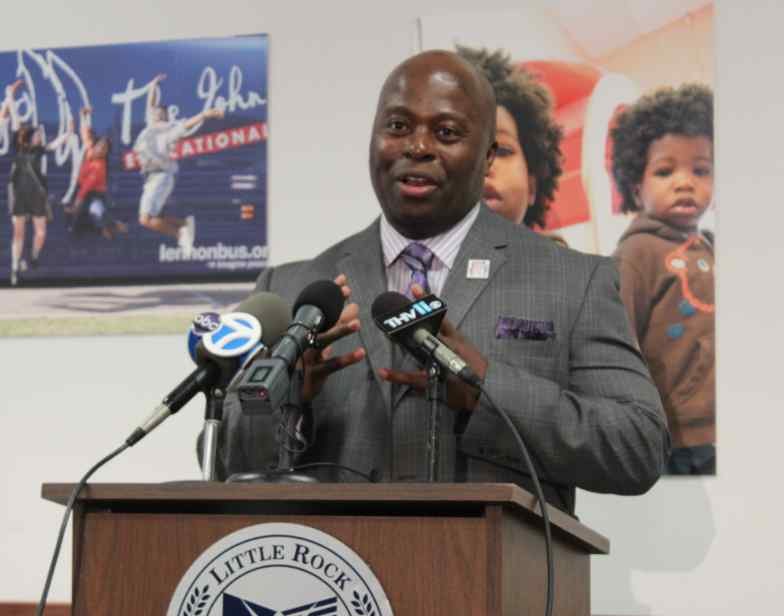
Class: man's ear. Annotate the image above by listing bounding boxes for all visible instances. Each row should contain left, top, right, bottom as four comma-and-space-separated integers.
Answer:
484, 141, 498, 176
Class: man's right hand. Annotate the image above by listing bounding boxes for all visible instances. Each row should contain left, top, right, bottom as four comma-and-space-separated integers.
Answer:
299, 273, 365, 402
204, 108, 225, 120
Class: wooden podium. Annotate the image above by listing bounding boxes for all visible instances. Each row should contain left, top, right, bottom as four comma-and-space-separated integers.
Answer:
42, 482, 608, 615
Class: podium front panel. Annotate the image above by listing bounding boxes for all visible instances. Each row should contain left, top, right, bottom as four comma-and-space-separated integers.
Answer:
73, 512, 489, 615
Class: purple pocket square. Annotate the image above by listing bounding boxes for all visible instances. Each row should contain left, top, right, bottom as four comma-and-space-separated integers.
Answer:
496, 317, 555, 341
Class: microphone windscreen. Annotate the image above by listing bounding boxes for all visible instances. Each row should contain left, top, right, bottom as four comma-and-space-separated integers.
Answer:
236, 292, 291, 347
371, 291, 409, 320
292, 280, 344, 332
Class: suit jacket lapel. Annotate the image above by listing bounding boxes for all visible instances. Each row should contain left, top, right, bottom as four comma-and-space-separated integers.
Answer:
441, 205, 510, 328
391, 205, 510, 407
337, 219, 393, 413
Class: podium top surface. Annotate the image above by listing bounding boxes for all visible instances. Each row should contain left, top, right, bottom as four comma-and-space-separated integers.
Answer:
41, 481, 609, 554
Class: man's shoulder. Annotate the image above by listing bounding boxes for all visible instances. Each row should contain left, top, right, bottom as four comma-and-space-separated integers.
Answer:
312, 222, 378, 262
461, 207, 610, 291
168, 120, 189, 135
290, 220, 378, 267
134, 124, 154, 142
255, 220, 378, 296
493, 213, 608, 275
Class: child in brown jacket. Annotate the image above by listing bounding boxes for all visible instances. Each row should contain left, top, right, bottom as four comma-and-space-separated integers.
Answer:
611, 84, 715, 475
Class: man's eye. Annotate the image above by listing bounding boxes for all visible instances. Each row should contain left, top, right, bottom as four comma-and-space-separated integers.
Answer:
386, 120, 408, 133
436, 126, 460, 141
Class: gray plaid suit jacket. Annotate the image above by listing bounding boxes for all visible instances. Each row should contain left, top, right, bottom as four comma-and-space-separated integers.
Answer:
213, 205, 669, 513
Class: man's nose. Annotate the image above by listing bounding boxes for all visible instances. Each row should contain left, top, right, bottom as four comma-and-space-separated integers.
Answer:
404, 128, 435, 160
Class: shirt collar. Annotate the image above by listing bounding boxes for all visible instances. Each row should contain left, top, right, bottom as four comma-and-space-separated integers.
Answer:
380, 203, 480, 269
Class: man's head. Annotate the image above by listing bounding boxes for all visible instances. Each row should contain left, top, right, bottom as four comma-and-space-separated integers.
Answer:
153, 105, 169, 123
31, 126, 45, 147
369, 50, 497, 240
16, 125, 34, 149
92, 136, 111, 159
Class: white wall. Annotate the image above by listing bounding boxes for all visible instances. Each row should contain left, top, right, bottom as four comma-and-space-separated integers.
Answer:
0, 1, 781, 613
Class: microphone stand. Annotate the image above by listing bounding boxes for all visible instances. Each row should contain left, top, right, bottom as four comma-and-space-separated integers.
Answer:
201, 387, 225, 481
226, 404, 318, 483
227, 367, 318, 484
269, 403, 319, 483
426, 360, 442, 482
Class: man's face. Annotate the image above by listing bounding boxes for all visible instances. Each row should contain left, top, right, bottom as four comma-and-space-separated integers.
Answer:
369, 56, 495, 239
93, 138, 109, 158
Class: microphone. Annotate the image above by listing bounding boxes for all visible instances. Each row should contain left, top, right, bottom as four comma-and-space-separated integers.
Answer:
187, 311, 222, 361
186, 308, 273, 387
125, 292, 291, 446
234, 280, 344, 415
371, 291, 481, 386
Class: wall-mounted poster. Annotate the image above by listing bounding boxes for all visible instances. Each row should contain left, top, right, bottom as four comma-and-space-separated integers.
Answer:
0, 34, 267, 336
418, 1, 716, 476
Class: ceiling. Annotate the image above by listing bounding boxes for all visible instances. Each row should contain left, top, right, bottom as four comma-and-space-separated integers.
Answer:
546, 0, 712, 58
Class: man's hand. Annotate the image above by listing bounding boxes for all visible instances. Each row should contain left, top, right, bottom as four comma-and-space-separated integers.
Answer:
377, 284, 487, 412
64, 199, 82, 216
8, 79, 23, 95
300, 273, 365, 402
183, 107, 225, 131
203, 107, 225, 120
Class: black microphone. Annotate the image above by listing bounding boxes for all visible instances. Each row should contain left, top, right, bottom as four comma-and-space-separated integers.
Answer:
371, 291, 481, 386
234, 280, 344, 415
125, 292, 291, 446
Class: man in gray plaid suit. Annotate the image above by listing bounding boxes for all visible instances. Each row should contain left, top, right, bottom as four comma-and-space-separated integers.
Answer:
212, 50, 668, 514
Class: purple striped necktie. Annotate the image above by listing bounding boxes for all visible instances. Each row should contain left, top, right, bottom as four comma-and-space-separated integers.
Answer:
400, 242, 434, 299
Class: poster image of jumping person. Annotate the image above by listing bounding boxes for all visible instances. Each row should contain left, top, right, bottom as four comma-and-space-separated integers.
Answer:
0, 34, 268, 337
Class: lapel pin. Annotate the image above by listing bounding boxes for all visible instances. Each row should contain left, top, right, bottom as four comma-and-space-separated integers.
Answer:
466, 259, 490, 279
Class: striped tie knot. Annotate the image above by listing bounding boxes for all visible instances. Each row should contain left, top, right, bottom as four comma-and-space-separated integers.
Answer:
401, 242, 434, 297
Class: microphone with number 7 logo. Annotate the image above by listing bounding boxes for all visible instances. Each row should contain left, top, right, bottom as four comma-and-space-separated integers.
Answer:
125, 292, 291, 446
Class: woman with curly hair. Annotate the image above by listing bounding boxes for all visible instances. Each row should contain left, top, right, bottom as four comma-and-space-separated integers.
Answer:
457, 46, 563, 229
610, 83, 715, 475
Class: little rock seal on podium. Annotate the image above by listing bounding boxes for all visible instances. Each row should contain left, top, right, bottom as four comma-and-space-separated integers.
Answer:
167, 522, 394, 616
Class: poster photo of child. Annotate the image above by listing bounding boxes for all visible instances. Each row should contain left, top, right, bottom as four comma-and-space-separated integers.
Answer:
418, 1, 716, 475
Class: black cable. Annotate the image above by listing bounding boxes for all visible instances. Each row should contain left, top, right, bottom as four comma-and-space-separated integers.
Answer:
277, 403, 310, 454
477, 384, 554, 616
35, 442, 129, 616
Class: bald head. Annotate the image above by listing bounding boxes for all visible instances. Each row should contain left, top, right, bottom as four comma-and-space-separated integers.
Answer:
369, 50, 499, 239
378, 50, 497, 148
